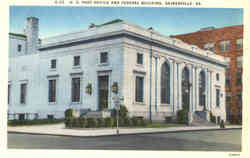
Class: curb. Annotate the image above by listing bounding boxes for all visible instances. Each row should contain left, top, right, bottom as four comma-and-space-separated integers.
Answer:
8, 127, 242, 138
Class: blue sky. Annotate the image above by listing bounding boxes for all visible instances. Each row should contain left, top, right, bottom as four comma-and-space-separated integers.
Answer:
10, 6, 243, 38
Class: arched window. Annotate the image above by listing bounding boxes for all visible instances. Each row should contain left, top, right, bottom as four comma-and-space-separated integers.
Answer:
182, 67, 190, 108
161, 61, 170, 104
199, 71, 206, 106
182, 67, 189, 83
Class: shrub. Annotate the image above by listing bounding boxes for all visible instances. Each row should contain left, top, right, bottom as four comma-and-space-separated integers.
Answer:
140, 119, 147, 127
210, 112, 216, 123
220, 120, 225, 128
177, 109, 187, 123
66, 118, 74, 128
165, 117, 172, 123
124, 117, 133, 127
79, 118, 86, 128
112, 105, 128, 119
64, 119, 70, 128
97, 118, 105, 127
118, 118, 125, 127
65, 108, 74, 119
217, 116, 221, 125
86, 118, 97, 128
131, 117, 140, 126
105, 117, 114, 127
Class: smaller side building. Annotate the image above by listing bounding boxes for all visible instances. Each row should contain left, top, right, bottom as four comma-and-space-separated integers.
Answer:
173, 25, 243, 122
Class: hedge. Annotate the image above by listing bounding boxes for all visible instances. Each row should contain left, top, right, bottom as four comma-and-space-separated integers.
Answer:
8, 119, 64, 126
64, 116, 148, 128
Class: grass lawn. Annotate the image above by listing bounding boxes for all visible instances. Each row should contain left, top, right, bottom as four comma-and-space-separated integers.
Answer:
145, 123, 187, 128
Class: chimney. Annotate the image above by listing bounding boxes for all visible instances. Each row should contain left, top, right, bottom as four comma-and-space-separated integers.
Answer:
24, 17, 39, 54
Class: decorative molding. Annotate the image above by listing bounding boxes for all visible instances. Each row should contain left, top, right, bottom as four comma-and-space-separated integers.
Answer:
47, 74, 59, 78
133, 70, 146, 75
97, 70, 112, 74
19, 79, 29, 83
70, 72, 83, 76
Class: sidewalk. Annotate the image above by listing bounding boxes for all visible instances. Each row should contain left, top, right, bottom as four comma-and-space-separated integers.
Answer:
8, 123, 242, 137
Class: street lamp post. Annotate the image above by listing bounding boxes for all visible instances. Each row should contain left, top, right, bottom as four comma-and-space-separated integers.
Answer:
148, 27, 153, 124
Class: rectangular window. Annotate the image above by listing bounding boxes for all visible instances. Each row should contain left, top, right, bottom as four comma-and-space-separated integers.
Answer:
47, 115, 54, 120
20, 83, 27, 104
137, 53, 143, 65
237, 56, 243, 68
219, 40, 230, 52
8, 85, 11, 104
236, 72, 242, 86
226, 72, 231, 88
51, 59, 57, 69
204, 42, 214, 52
100, 52, 108, 64
18, 44, 22, 52
216, 73, 220, 81
18, 114, 25, 120
237, 93, 242, 105
48, 79, 56, 103
236, 38, 243, 50
72, 77, 80, 102
226, 96, 232, 105
73, 56, 80, 66
135, 76, 144, 103
216, 89, 220, 107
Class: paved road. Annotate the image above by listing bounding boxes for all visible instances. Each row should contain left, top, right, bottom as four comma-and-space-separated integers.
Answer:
8, 129, 241, 151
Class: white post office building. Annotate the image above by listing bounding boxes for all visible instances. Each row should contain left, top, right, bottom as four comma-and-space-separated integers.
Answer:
8, 17, 229, 123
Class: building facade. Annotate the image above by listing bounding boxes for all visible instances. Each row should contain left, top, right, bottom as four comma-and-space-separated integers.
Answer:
8, 17, 228, 123
173, 25, 243, 122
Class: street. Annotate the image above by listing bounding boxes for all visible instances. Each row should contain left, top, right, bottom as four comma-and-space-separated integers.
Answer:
8, 129, 241, 151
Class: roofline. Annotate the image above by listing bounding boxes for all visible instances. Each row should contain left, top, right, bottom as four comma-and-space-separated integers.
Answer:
171, 24, 243, 37
39, 30, 227, 68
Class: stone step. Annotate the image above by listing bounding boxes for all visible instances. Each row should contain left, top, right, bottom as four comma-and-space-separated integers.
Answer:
191, 112, 216, 126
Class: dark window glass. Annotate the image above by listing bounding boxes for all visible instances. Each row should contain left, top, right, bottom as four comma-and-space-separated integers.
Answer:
20, 83, 27, 104
226, 72, 231, 88
219, 40, 230, 52
100, 52, 108, 63
47, 115, 54, 120
135, 76, 144, 102
137, 53, 143, 65
74, 56, 80, 66
216, 89, 220, 107
237, 93, 242, 105
199, 71, 206, 106
48, 80, 56, 103
226, 96, 232, 105
8, 85, 11, 104
204, 43, 214, 52
236, 72, 242, 86
51, 59, 57, 69
236, 38, 243, 50
161, 62, 170, 104
18, 114, 25, 120
216, 73, 220, 81
72, 78, 80, 102
18, 44, 22, 52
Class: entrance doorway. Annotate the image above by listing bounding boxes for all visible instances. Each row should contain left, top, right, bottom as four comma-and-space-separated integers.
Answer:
98, 75, 109, 110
